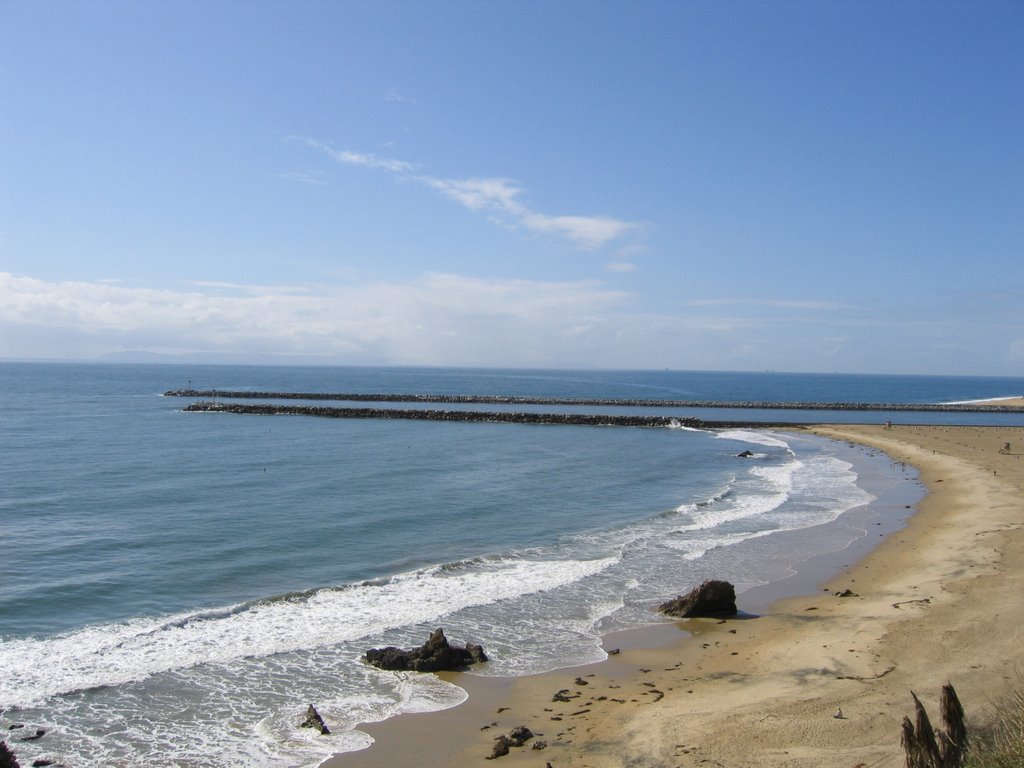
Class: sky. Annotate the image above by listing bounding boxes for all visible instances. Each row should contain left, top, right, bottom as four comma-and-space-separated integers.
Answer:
0, 0, 1021, 375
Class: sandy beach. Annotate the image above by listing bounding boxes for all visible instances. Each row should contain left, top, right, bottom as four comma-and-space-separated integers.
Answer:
327, 424, 1024, 768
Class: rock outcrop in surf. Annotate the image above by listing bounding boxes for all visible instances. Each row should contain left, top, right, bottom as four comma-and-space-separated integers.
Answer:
0, 741, 20, 768
364, 628, 487, 672
659, 579, 737, 618
299, 704, 330, 735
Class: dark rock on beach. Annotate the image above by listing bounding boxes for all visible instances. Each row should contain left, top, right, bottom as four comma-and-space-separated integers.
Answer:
486, 726, 535, 759
659, 579, 737, 618
486, 735, 512, 759
364, 628, 487, 672
299, 704, 330, 735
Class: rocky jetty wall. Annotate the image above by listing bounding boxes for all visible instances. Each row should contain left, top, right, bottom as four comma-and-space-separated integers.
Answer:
165, 389, 1019, 413
181, 402, 725, 428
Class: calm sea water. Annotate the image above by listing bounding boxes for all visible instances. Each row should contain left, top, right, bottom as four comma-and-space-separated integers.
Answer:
1, 363, 1022, 767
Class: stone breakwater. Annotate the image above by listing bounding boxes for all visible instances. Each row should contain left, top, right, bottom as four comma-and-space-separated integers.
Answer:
181, 402, 722, 428
164, 390, 1020, 412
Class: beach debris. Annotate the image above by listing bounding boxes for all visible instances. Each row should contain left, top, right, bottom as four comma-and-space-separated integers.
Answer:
485, 726, 535, 759
486, 735, 512, 759
736, 450, 756, 458
834, 589, 859, 598
574, 677, 589, 686
552, 689, 580, 702
0, 741, 20, 768
508, 726, 534, 745
900, 683, 967, 768
299, 704, 330, 735
608, 647, 620, 655
659, 580, 737, 618
893, 598, 932, 610
364, 628, 487, 672
837, 664, 896, 682
532, 739, 548, 750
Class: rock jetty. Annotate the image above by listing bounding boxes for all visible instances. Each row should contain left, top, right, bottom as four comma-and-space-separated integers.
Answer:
164, 389, 1021, 413
182, 402, 716, 428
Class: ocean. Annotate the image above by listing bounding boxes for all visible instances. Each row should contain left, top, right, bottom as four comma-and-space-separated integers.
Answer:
2, 362, 1023, 767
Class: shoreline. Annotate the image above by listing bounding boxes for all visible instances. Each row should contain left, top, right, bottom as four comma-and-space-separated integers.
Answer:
322, 424, 1024, 768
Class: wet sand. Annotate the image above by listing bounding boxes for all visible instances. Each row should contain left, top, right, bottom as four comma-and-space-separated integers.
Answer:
324, 424, 1024, 768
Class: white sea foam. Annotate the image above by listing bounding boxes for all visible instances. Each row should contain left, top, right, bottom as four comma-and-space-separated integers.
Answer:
715, 429, 793, 450
666, 419, 707, 432
0, 556, 616, 708
680, 460, 798, 533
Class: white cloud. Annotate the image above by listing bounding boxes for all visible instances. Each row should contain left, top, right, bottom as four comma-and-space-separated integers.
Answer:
520, 212, 638, 249
294, 138, 639, 250
188, 281, 314, 296
424, 177, 526, 213
606, 261, 636, 273
287, 137, 416, 174
329, 148, 416, 174
0, 271, 630, 366
0, 271, 1015, 374
689, 297, 853, 311
276, 170, 329, 186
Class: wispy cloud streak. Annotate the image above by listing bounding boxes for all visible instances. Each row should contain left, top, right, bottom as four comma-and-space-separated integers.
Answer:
288, 137, 416, 174
690, 298, 854, 311
292, 138, 639, 249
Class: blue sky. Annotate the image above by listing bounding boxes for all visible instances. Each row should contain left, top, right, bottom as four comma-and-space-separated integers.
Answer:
1, 0, 1021, 374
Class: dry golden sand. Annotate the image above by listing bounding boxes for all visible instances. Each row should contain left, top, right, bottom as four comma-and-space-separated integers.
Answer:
327, 425, 1024, 768
970, 397, 1024, 408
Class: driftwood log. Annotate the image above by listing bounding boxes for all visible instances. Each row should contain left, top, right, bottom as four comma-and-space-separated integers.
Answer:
900, 683, 967, 768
